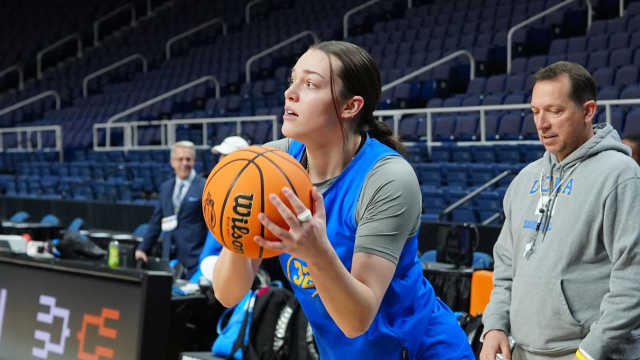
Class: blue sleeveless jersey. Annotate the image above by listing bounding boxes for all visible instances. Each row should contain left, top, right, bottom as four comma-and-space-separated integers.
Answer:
280, 136, 473, 359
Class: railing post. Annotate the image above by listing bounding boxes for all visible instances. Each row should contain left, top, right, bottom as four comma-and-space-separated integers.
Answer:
620, 0, 624, 17
426, 112, 433, 146
479, 110, 487, 143
507, 0, 589, 74
106, 76, 220, 125
37, 34, 82, 79
0, 65, 24, 91
245, 31, 320, 84
0, 91, 61, 118
381, 50, 475, 93
343, 0, 380, 39
245, 0, 264, 24
0, 125, 63, 160
166, 18, 227, 60
94, 3, 137, 46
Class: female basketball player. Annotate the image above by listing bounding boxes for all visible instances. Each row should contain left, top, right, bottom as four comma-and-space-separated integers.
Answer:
213, 41, 474, 359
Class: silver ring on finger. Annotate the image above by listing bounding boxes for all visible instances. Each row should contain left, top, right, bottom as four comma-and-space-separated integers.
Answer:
296, 208, 312, 223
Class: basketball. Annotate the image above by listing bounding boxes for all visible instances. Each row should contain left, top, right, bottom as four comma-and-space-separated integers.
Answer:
202, 145, 313, 258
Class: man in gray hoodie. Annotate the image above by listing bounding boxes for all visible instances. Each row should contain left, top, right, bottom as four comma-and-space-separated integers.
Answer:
480, 62, 640, 360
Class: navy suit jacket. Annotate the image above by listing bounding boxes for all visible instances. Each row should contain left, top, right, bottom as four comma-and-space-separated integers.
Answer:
139, 176, 207, 271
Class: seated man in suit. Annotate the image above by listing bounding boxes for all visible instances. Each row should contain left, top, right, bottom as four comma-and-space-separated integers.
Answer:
135, 140, 207, 278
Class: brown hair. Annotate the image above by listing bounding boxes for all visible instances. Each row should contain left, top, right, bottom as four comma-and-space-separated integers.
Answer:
310, 41, 405, 155
532, 61, 597, 107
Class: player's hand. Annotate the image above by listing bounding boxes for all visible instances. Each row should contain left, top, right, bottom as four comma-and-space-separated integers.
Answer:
134, 250, 148, 263
480, 330, 512, 360
253, 186, 329, 261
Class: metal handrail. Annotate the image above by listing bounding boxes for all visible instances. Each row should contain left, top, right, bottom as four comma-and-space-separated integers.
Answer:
165, 17, 227, 60
343, 0, 380, 39
439, 170, 512, 221
0, 65, 23, 91
381, 50, 475, 93
83, 54, 148, 97
245, 30, 320, 84
94, 3, 136, 45
0, 91, 61, 118
104, 76, 221, 146
36, 34, 82, 80
373, 98, 640, 147
507, 0, 592, 74
93, 115, 278, 151
92, 98, 640, 150
0, 125, 63, 161
245, 0, 265, 24
107, 76, 220, 124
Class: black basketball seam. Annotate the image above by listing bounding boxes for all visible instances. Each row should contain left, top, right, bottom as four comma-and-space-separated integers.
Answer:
206, 158, 258, 249
261, 148, 308, 174
256, 152, 303, 197
209, 147, 308, 258
218, 151, 271, 258
218, 159, 256, 251
238, 147, 305, 172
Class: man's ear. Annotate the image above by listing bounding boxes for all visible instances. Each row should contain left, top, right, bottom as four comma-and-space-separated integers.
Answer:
341, 96, 364, 119
583, 100, 597, 124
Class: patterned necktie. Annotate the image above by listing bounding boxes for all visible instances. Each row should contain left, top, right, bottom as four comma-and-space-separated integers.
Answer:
173, 182, 185, 211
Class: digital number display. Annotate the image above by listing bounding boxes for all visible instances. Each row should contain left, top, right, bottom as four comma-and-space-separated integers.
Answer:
0, 259, 143, 360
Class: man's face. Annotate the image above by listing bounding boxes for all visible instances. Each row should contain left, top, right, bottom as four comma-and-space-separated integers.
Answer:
170, 146, 195, 180
530, 75, 595, 162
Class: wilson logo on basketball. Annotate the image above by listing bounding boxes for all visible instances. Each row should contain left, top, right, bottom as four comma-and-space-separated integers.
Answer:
231, 193, 254, 253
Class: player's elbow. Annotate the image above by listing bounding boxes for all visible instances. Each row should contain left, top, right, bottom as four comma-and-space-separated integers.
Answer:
212, 283, 243, 308
216, 294, 238, 308
340, 317, 374, 339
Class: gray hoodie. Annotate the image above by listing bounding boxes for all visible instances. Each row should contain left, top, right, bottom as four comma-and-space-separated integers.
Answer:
483, 123, 640, 359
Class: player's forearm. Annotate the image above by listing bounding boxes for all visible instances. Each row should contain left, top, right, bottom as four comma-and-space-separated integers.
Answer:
213, 248, 260, 307
306, 248, 379, 338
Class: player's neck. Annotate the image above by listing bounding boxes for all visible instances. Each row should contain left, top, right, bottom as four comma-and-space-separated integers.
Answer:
305, 133, 362, 183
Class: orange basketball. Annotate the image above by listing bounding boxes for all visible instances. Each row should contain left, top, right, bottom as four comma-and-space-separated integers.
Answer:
202, 145, 313, 258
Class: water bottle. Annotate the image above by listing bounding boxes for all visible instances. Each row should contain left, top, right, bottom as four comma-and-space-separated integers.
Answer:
108, 240, 120, 268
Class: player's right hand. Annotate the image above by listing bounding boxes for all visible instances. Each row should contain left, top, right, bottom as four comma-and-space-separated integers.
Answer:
480, 329, 512, 360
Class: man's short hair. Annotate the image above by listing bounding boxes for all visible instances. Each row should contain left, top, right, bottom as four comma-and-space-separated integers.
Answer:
532, 61, 597, 107
171, 140, 196, 159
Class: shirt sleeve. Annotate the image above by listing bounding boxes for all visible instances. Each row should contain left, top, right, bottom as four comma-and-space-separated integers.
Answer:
353, 156, 422, 265
579, 178, 640, 359
262, 138, 290, 151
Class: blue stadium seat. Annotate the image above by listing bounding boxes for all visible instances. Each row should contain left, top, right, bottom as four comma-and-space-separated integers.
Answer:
624, 109, 640, 137
592, 67, 615, 88
497, 113, 523, 140
454, 115, 478, 140
614, 65, 639, 88
520, 114, 538, 140
414, 163, 443, 187
609, 48, 633, 69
